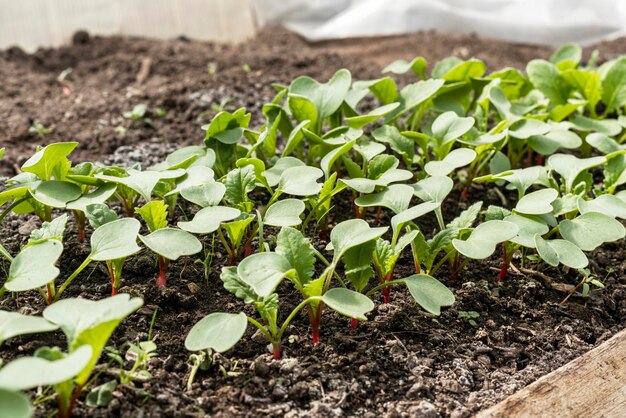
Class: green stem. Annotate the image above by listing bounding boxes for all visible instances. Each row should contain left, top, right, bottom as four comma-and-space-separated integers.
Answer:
246, 316, 273, 342
429, 250, 454, 276
365, 279, 406, 297
0, 243, 13, 262
54, 257, 93, 301
0, 197, 28, 225
434, 207, 445, 231
277, 296, 322, 340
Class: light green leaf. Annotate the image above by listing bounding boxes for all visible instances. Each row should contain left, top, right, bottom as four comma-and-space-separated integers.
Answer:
135, 200, 168, 232
322, 288, 374, 321
535, 234, 588, 269
139, 228, 201, 260
386, 79, 444, 121
29, 214, 68, 243
550, 44, 582, 66
237, 252, 293, 297
515, 188, 558, 215
403, 274, 455, 315
5, 240, 63, 292
278, 166, 323, 196
0, 389, 32, 418
431, 112, 475, 143
165, 166, 215, 196
528, 129, 582, 155
526, 59, 570, 105
424, 148, 476, 176
452, 220, 519, 259
504, 213, 549, 248
570, 114, 622, 136
85, 203, 117, 229
43, 294, 142, 385
21, 142, 78, 181
275, 227, 315, 286
95, 168, 186, 202
330, 219, 388, 260
383, 57, 427, 78
412, 176, 453, 203
355, 184, 414, 214
548, 154, 606, 192
345, 103, 400, 129
66, 183, 117, 212
264, 199, 305, 227
601, 57, 626, 112
509, 119, 550, 139
223, 165, 256, 209
578, 194, 626, 219
0, 345, 92, 390
0, 311, 58, 345
321, 140, 356, 179
289, 69, 351, 119
559, 212, 625, 251
391, 202, 440, 240
177, 206, 240, 234
31, 180, 82, 208
180, 182, 226, 207
185, 312, 247, 353
89, 218, 141, 261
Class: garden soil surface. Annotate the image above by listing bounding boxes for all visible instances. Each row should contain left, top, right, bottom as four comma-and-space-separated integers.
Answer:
1, 28, 626, 418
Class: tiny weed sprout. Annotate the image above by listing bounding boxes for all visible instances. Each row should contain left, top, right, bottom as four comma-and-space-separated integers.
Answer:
5, 42, 626, 416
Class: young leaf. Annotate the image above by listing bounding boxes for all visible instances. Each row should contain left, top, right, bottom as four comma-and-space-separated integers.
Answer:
528, 129, 582, 155
31, 180, 82, 208
21, 142, 78, 181
165, 166, 215, 196
85, 203, 117, 229
278, 166, 323, 196
0, 345, 92, 390
29, 214, 68, 243
139, 228, 202, 260
448, 201, 483, 229
177, 206, 240, 234
0, 389, 32, 418
424, 148, 476, 176
601, 57, 626, 112
431, 112, 475, 144
345, 103, 400, 129
185, 312, 247, 353
355, 184, 414, 214
0, 311, 58, 345
578, 195, 626, 219
321, 140, 356, 179
386, 79, 444, 121
412, 176, 454, 203
5, 240, 63, 292
391, 202, 440, 240
96, 169, 186, 202
322, 288, 375, 321
90, 218, 141, 261
275, 227, 315, 286
66, 183, 117, 212
237, 252, 293, 297
383, 57, 427, 78
180, 182, 226, 207
343, 240, 376, 292
559, 212, 626, 251
264, 199, 306, 227
403, 274, 455, 315
223, 165, 256, 210
289, 69, 352, 120
263, 157, 306, 187
526, 59, 570, 105
534, 235, 588, 269
43, 294, 143, 385
514, 188, 558, 215
135, 200, 168, 232
452, 220, 519, 259
504, 213, 549, 248
329, 219, 388, 260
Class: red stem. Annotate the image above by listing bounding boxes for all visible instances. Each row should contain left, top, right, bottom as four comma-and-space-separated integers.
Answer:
350, 318, 359, 330
451, 254, 460, 282
460, 186, 469, 202
107, 262, 117, 296
498, 244, 509, 282
272, 344, 281, 360
311, 306, 322, 345
156, 256, 168, 287
375, 207, 382, 225
382, 272, 393, 303
244, 241, 252, 257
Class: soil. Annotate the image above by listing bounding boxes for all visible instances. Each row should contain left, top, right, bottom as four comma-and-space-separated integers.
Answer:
1, 27, 626, 418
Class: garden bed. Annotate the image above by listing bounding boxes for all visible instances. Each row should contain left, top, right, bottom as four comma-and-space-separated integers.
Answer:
1, 28, 626, 418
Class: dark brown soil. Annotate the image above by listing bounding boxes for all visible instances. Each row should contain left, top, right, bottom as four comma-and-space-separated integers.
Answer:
1, 28, 626, 418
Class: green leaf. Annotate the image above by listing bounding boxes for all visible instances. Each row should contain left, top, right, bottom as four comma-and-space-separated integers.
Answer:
263, 157, 305, 187
96, 169, 186, 202
403, 274, 455, 315
508, 119, 550, 139
504, 213, 549, 248
31, 180, 82, 208
86, 380, 117, 408
342, 240, 376, 292
535, 234, 588, 269
559, 212, 625, 251
476, 166, 545, 198
164, 166, 215, 196
0, 311, 58, 345
275, 227, 315, 286
21, 142, 78, 181
448, 201, 483, 229
322, 288, 374, 321
528, 128, 582, 156
177, 206, 240, 234
431, 112, 475, 144
412, 176, 453, 203
601, 57, 626, 112
85, 203, 117, 229
222, 213, 256, 250
587, 133, 623, 155
203, 108, 250, 145
515, 188, 558, 215
278, 166, 323, 196
386, 79, 444, 121
570, 114, 622, 136
452, 220, 519, 259
550, 44, 582, 67
548, 154, 606, 192
223, 165, 256, 210
289, 69, 352, 120
0, 389, 32, 418
264, 199, 305, 227
345, 103, 400, 129
561, 69, 600, 108
90, 218, 141, 261
29, 214, 68, 244
321, 140, 356, 179
139, 228, 201, 260
43, 294, 143, 385
383, 57, 427, 78
578, 194, 626, 219
424, 148, 476, 176
439, 59, 486, 81
330, 219, 388, 260
66, 183, 117, 212
355, 184, 414, 214
185, 312, 247, 353
237, 252, 293, 297
135, 200, 168, 232
526, 59, 570, 105
180, 182, 226, 207
0, 345, 92, 390
5, 240, 63, 292
391, 202, 440, 241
